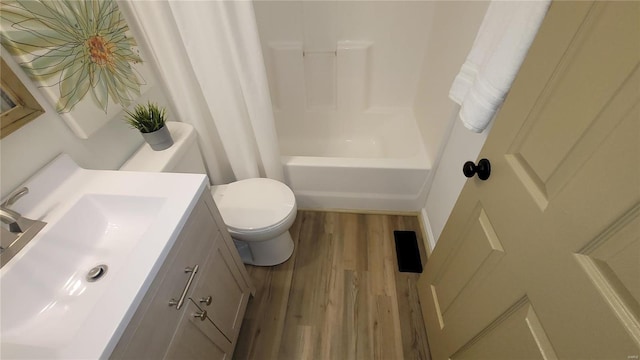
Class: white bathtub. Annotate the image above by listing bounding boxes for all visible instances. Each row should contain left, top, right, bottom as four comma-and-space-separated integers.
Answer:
277, 109, 431, 212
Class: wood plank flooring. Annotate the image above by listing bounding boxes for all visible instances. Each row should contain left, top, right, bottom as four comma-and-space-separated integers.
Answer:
233, 211, 431, 360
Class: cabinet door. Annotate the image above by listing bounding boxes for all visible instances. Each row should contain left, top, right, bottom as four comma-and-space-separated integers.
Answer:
190, 231, 251, 343
110, 196, 215, 359
165, 299, 232, 360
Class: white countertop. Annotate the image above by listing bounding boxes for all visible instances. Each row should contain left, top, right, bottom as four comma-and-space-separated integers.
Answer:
0, 154, 208, 359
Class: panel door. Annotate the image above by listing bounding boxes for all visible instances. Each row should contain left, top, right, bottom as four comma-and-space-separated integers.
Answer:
418, 2, 639, 359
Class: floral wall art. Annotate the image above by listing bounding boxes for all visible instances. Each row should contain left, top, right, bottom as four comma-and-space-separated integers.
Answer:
0, 0, 154, 138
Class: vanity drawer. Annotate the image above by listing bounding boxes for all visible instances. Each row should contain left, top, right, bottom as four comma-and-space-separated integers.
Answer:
110, 194, 218, 359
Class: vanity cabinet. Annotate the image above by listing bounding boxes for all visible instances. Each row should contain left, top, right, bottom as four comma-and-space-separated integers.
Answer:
110, 191, 254, 360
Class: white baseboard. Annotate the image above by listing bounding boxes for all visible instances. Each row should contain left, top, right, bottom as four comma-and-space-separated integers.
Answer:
420, 207, 437, 254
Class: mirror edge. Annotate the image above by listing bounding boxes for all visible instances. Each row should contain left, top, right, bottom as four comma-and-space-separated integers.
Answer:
0, 57, 45, 139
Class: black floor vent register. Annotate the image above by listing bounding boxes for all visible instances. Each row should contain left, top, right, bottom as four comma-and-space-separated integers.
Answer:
393, 230, 423, 273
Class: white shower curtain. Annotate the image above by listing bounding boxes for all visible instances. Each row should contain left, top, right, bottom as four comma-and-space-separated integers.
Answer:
122, 0, 283, 182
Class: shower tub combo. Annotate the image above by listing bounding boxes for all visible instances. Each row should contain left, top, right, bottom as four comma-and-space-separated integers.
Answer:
277, 109, 430, 212
261, 38, 432, 212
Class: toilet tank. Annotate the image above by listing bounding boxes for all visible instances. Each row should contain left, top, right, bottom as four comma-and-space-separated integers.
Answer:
120, 122, 207, 175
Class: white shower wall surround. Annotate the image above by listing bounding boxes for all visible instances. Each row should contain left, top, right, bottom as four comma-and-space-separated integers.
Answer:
269, 41, 371, 112
254, 1, 433, 108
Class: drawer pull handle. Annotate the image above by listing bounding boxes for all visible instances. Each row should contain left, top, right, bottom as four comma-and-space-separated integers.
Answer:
193, 310, 207, 321
169, 265, 199, 310
199, 296, 212, 306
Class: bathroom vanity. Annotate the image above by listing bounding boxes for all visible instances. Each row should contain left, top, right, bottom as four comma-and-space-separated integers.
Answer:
110, 190, 255, 359
0, 155, 253, 359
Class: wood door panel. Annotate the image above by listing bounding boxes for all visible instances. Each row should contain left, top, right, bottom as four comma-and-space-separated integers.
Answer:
419, 1, 640, 358
508, 67, 639, 212
589, 214, 640, 303
514, 1, 639, 185
432, 204, 505, 318
452, 298, 556, 360
520, 109, 640, 358
575, 204, 640, 346
505, 11, 639, 211
546, 103, 639, 253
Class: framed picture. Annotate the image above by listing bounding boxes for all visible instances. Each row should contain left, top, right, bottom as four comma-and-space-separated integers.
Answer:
0, 0, 154, 138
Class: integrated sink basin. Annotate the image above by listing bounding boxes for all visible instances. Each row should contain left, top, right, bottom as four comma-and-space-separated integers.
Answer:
2, 195, 165, 347
0, 155, 208, 359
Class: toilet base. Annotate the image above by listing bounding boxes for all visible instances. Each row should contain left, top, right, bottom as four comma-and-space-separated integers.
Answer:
234, 231, 294, 266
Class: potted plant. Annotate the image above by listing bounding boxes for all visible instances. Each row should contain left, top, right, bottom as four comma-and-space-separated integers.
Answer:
124, 101, 174, 151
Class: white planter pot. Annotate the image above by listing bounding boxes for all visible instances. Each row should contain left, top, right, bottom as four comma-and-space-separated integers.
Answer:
141, 125, 173, 151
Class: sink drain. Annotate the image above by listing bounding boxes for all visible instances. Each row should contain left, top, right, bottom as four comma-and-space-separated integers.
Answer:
86, 264, 108, 282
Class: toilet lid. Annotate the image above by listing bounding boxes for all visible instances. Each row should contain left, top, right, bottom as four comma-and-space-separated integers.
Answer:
213, 178, 296, 231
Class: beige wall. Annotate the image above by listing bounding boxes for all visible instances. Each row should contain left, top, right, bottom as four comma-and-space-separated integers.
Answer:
412, 1, 490, 248
0, 52, 170, 198
413, 1, 489, 162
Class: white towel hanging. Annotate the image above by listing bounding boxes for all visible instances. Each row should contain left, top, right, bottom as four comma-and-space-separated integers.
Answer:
450, 0, 551, 133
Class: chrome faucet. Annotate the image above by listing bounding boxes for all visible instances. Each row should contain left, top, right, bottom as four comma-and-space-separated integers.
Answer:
0, 187, 29, 233
0, 207, 23, 233
0, 187, 46, 267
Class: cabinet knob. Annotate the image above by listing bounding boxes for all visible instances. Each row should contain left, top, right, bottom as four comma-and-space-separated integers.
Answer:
193, 310, 207, 321
199, 296, 212, 306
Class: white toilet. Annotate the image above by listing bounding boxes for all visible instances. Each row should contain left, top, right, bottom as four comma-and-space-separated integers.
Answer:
120, 122, 296, 266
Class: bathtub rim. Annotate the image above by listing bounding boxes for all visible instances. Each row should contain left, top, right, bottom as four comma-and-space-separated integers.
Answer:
281, 152, 431, 171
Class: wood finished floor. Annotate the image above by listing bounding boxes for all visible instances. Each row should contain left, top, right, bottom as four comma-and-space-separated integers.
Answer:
233, 211, 431, 360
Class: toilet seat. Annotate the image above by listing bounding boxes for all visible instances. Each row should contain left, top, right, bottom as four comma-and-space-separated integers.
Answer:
212, 178, 296, 234
225, 207, 297, 243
